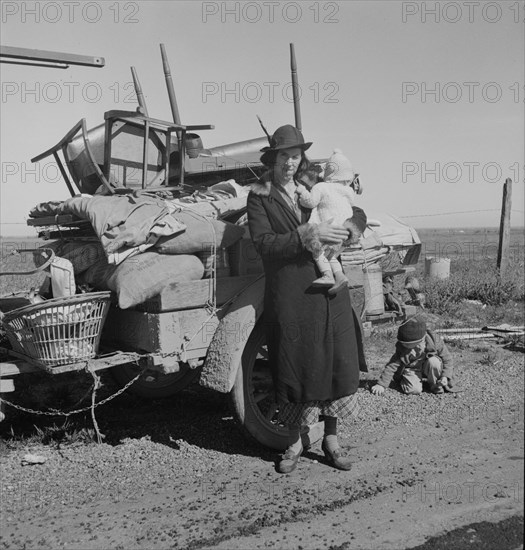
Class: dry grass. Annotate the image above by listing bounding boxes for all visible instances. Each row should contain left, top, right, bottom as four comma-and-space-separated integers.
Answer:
422, 259, 524, 313
0, 241, 50, 296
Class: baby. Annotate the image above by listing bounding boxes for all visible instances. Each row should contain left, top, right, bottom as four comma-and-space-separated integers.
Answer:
296, 149, 359, 294
371, 316, 454, 395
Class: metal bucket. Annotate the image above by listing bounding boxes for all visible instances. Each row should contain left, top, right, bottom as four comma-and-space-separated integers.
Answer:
425, 256, 451, 279
363, 265, 384, 315
186, 133, 203, 159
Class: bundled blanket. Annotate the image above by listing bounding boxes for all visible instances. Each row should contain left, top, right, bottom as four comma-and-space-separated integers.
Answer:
57, 193, 186, 264
340, 213, 421, 267
30, 184, 249, 266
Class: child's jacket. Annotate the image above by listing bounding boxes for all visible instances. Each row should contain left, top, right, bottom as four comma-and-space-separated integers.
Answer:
377, 330, 454, 388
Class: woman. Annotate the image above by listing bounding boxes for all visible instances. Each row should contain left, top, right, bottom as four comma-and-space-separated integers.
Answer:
247, 125, 368, 473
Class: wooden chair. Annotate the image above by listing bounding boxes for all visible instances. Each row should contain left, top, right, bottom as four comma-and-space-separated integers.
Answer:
31, 118, 112, 196
31, 111, 213, 196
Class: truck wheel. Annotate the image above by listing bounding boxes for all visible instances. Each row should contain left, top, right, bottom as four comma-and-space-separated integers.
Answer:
111, 362, 201, 399
230, 322, 323, 451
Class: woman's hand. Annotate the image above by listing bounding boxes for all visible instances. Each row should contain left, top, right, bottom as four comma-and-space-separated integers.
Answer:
371, 384, 385, 396
317, 219, 350, 245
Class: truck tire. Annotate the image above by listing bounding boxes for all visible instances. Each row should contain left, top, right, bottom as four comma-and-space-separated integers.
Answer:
111, 362, 201, 399
230, 322, 324, 451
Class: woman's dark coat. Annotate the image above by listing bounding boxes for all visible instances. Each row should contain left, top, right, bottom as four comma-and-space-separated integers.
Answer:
247, 178, 368, 405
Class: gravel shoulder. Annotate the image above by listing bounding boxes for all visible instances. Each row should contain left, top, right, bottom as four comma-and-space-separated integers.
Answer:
0, 335, 523, 549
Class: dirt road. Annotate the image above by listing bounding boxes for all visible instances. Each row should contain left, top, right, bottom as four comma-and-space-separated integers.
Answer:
1, 341, 523, 549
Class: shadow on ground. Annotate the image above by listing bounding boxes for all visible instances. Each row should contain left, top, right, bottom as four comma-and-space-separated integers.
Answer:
0, 370, 275, 461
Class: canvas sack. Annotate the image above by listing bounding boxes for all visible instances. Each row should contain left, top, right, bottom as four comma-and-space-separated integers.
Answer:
154, 210, 244, 255
79, 252, 204, 309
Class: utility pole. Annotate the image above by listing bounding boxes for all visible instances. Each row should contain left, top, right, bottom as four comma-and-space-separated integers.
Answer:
497, 178, 512, 277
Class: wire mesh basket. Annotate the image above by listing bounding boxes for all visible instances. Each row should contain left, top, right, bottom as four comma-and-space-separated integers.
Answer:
1, 291, 111, 368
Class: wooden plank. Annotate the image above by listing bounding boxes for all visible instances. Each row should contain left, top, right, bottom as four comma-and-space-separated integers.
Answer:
103, 110, 185, 131
26, 215, 78, 226
382, 267, 416, 278
137, 275, 261, 312
0, 379, 15, 392
442, 333, 496, 341
366, 311, 398, 322
365, 304, 417, 324
435, 327, 485, 334
185, 125, 214, 131
38, 227, 95, 240
0, 46, 105, 68
0, 351, 139, 377
0, 359, 41, 377
482, 325, 524, 333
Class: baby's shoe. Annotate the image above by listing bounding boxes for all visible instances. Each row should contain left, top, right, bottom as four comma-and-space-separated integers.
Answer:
312, 273, 335, 287
328, 272, 349, 295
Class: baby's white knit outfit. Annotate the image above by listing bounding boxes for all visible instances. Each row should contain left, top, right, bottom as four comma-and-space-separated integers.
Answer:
298, 182, 356, 281
298, 181, 355, 225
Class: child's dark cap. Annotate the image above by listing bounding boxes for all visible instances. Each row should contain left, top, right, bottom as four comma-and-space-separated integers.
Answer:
397, 316, 426, 347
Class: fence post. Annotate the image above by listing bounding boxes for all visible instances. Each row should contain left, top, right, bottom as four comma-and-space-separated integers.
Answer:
497, 178, 512, 276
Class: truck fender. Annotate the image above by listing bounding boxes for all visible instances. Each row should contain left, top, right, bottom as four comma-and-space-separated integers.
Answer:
200, 276, 265, 393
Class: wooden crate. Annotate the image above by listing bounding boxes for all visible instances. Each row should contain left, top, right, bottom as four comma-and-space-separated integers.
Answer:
102, 307, 220, 360
135, 275, 261, 313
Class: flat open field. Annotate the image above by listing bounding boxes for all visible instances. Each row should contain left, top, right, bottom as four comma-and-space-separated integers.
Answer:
1, 236, 54, 296
415, 227, 524, 265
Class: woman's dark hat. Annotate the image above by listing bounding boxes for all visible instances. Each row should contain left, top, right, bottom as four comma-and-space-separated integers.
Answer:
260, 125, 312, 152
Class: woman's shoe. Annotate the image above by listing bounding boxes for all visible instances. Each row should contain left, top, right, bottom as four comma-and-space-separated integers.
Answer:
278, 446, 303, 473
328, 273, 349, 295
321, 440, 352, 471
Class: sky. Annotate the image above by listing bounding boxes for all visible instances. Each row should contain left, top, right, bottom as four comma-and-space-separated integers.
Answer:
1, 0, 524, 237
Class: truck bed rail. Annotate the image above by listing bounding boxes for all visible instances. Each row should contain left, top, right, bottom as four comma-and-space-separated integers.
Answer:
0, 348, 140, 377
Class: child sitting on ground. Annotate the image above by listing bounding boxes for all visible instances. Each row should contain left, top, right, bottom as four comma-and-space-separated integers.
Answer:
296, 149, 359, 294
371, 316, 454, 395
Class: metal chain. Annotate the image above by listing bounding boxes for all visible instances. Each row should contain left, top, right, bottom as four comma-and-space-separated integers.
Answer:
0, 361, 147, 417
89, 368, 103, 443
